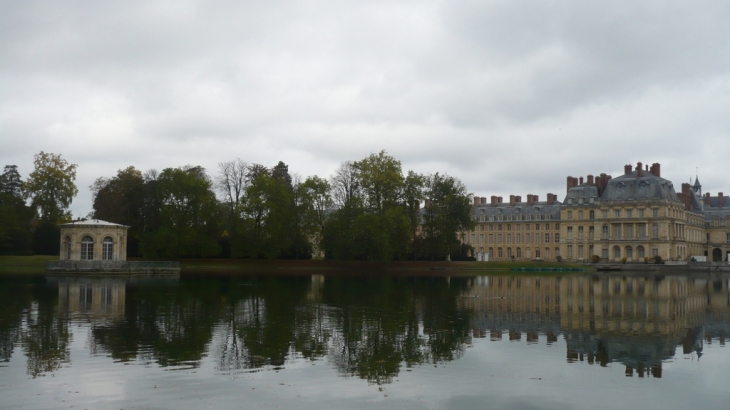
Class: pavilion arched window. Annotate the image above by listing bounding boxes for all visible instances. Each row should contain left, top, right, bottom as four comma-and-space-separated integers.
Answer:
102, 237, 114, 260
81, 236, 94, 260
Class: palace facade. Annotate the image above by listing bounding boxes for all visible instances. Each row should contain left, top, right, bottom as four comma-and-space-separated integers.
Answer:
462, 162, 730, 262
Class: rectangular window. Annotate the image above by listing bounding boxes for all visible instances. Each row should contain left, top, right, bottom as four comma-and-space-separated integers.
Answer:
614, 210, 621, 218
578, 226, 584, 239
567, 227, 573, 240
507, 234, 512, 244
525, 224, 530, 231
602, 225, 609, 239
589, 211, 595, 219
516, 234, 521, 243
534, 233, 540, 244
488, 234, 493, 244
602, 248, 608, 259
489, 225, 494, 231
639, 209, 644, 218
471, 234, 475, 243
626, 210, 633, 218
578, 211, 584, 220
614, 225, 621, 239
652, 248, 658, 257
555, 233, 560, 243
652, 224, 658, 239
652, 209, 658, 217
498, 224, 502, 231
589, 226, 595, 240
498, 234, 503, 243
638, 224, 646, 239
578, 245, 584, 259
545, 233, 550, 243
479, 234, 484, 243
567, 245, 573, 259
516, 224, 521, 231
602, 210, 608, 218
525, 234, 531, 244
568, 211, 573, 220
507, 224, 512, 231
535, 224, 540, 231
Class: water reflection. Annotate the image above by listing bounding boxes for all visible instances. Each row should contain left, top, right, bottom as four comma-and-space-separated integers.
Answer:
1, 272, 729, 384
459, 274, 730, 378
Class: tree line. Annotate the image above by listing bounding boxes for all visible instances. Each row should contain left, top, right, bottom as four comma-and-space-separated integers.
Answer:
0, 150, 475, 260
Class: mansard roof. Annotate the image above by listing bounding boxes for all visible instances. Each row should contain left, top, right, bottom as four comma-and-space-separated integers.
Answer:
563, 184, 599, 204
473, 201, 562, 219
601, 170, 679, 202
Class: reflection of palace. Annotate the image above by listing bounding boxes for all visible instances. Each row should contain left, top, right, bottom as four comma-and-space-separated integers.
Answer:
460, 274, 730, 377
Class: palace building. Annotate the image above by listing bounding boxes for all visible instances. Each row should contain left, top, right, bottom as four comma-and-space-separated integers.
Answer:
462, 162, 730, 262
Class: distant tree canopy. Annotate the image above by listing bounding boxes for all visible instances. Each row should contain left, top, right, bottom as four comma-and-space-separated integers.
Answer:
3, 150, 474, 260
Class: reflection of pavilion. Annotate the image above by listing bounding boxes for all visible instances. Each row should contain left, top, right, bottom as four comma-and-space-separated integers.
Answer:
460, 273, 730, 377
51, 276, 127, 320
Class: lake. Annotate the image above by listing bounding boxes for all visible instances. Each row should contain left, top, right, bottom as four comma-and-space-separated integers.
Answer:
1, 271, 729, 409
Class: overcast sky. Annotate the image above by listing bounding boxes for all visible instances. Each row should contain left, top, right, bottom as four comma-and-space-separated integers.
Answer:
2, 0, 730, 216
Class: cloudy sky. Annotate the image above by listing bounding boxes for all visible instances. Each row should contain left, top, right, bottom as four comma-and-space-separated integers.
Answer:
2, 0, 730, 216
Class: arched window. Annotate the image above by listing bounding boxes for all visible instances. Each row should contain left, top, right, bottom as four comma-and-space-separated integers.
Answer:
103, 237, 114, 260
555, 247, 559, 257
544, 247, 550, 259
64, 236, 71, 260
613, 246, 621, 259
81, 236, 94, 260
489, 247, 494, 258
507, 247, 513, 258
637, 246, 645, 258
625, 246, 633, 260
498, 247, 503, 258
516, 247, 522, 258
535, 249, 541, 258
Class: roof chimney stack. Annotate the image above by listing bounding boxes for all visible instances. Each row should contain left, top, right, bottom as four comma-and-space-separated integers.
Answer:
624, 164, 632, 174
636, 162, 643, 177
509, 195, 516, 206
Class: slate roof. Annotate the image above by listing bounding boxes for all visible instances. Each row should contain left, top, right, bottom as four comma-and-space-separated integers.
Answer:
563, 184, 599, 205
472, 201, 562, 220
600, 170, 679, 202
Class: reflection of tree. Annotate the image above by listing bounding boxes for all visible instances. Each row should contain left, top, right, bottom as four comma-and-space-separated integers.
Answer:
89, 280, 223, 368
324, 277, 472, 385
21, 287, 70, 378
0, 281, 32, 362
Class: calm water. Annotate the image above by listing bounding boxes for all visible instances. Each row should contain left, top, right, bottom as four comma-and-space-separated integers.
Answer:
1, 271, 729, 410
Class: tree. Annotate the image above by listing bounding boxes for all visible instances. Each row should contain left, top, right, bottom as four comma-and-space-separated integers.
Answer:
24, 152, 78, 223
354, 150, 403, 215
140, 166, 221, 258
331, 161, 360, 208
215, 158, 249, 235
420, 173, 475, 260
0, 165, 23, 197
91, 166, 146, 256
0, 165, 33, 254
298, 176, 333, 257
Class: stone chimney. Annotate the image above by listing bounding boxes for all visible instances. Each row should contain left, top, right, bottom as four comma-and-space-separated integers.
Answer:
509, 195, 516, 206
636, 162, 643, 177
624, 164, 632, 174
526, 194, 534, 205
706, 192, 711, 204
579, 176, 584, 185
474, 197, 480, 207
497, 196, 503, 204
682, 183, 691, 195
546, 193, 556, 205
515, 195, 522, 203
481, 197, 487, 205
587, 175, 594, 185
719, 193, 725, 208
533, 195, 539, 203
650, 163, 661, 178
491, 196, 498, 206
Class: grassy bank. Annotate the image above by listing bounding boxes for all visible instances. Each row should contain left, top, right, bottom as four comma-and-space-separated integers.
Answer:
0, 255, 589, 275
